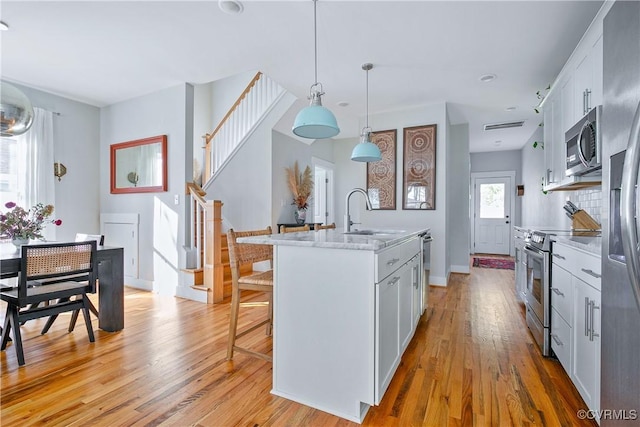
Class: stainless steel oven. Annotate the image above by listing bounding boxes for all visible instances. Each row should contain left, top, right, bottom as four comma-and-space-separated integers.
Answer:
524, 230, 552, 357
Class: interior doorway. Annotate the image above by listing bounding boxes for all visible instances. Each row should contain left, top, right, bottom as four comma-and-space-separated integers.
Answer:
471, 171, 515, 255
312, 157, 335, 226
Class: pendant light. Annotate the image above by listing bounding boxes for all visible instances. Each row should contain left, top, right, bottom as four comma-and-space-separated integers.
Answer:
0, 81, 34, 137
351, 63, 382, 162
292, 0, 340, 139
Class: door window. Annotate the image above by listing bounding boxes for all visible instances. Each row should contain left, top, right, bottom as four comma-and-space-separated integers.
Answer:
479, 183, 505, 219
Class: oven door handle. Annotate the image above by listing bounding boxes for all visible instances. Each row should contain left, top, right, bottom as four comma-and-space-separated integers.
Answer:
524, 245, 545, 259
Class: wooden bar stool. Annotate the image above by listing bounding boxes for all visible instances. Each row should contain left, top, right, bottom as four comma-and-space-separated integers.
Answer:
279, 224, 310, 233
226, 226, 274, 362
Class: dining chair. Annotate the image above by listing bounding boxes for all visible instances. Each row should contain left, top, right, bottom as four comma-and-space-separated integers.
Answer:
0, 241, 98, 366
315, 223, 336, 231
54, 233, 104, 333
226, 226, 273, 362
279, 224, 310, 233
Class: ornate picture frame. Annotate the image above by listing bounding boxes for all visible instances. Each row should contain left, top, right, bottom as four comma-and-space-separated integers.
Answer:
403, 124, 436, 210
366, 129, 397, 210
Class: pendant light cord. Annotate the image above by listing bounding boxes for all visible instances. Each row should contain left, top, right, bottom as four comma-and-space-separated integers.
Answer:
365, 67, 369, 129
313, 0, 318, 86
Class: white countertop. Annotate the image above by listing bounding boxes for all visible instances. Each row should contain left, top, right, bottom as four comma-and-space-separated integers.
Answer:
237, 227, 430, 251
551, 235, 602, 256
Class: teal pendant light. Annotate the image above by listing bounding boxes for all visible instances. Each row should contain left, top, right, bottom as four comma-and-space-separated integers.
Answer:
351, 63, 382, 162
292, 0, 339, 139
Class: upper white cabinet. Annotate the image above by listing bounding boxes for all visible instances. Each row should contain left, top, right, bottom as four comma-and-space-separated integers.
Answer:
540, 2, 611, 192
571, 33, 604, 127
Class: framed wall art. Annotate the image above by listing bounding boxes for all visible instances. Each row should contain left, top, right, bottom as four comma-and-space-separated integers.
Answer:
366, 129, 397, 210
403, 124, 436, 210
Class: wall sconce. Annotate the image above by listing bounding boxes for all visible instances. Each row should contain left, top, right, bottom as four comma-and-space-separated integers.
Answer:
54, 162, 67, 181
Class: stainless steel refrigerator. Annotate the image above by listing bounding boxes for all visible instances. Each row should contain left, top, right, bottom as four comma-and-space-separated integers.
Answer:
602, 1, 640, 425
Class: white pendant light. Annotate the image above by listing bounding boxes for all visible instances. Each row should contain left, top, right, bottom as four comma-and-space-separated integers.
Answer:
292, 0, 340, 139
0, 81, 34, 137
351, 63, 382, 162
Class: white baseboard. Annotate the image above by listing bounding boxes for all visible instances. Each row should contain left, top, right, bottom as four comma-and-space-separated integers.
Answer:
429, 274, 448, 286
451, 264, 470, 274
175, 286, 208, 303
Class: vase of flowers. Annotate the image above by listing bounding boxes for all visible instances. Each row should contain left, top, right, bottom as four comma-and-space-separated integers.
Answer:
286, 161, 313, 225
0, 202, 62, 247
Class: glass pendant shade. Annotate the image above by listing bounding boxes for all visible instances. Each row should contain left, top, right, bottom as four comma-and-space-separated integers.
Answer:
351, 130, 382, 162
293, 92, 340, 139
0, 81, 34, 137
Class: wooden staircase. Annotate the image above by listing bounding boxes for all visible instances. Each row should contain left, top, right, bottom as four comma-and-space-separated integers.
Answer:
184, 185, 254, 303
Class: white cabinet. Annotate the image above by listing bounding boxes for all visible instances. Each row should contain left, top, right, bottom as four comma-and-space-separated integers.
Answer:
573, 275, 601, 415
551, 241, 601, 419
550, 262, 573, 373
375, 244, 420, 402
376, 269, 400, 399
573, 34, 603, 122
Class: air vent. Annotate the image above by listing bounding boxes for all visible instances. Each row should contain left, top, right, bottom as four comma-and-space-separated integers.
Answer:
483, 121, 525, 131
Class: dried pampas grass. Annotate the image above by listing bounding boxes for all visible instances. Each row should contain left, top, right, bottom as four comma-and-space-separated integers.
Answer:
286, 161, 313, 210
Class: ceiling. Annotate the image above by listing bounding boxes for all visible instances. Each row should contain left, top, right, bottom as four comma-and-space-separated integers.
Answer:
0, 0, 603, 152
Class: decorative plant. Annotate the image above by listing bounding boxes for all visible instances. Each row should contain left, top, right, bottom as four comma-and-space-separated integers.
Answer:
285, 161, 313, 210
0, 202, 62, 240
533, 84, 551, 114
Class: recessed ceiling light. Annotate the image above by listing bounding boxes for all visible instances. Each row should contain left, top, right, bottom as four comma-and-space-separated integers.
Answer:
479, 73, 497, 83
219, 0, 243, 14
506, 106, 516, 111
0, 21, 9, 31
337, 101, 349, 107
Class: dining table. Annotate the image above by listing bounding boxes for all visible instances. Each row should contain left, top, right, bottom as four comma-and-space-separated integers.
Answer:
0, 242, 125, 332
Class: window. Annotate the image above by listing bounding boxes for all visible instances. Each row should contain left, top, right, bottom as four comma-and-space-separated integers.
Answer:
0, 137, 20, 206
479, 183, 505, 219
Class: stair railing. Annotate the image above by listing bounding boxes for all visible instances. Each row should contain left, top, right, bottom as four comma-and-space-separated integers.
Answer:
186, 182, 224, 303
203, 71, 285, 183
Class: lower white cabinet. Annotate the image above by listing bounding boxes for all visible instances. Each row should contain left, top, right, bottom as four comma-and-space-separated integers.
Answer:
572, 275, 601, 415
551, 241, 601, 419
376, 250, 420, 402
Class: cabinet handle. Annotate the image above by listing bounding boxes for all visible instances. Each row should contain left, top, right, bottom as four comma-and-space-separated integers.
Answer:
590, 301, 600, 342
388, 276, 400, 286
412, 266, 418, 288
585, 297, 590, 337
387, 258, 400, 266
551, 334, 564, 347
583, 90, 587, 115
585, 88, 591, 113
552, 253, 566, 260
581, 268, 601, 279
551, 287, 564, 297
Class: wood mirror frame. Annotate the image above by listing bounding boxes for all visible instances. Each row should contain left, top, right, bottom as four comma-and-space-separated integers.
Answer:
110, 135, 167, 194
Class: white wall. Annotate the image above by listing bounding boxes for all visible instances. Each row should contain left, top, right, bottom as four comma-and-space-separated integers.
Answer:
100, 84, 192, 296
448, 123, 471, 273
470, 148, 523, 227
271, 130, 335, 226
333, 103, 450, 286
11, 83, 101, 242
207, 92, 297, 232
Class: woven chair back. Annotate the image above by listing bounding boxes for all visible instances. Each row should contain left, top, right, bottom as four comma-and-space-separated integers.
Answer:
227, 227, 273, 269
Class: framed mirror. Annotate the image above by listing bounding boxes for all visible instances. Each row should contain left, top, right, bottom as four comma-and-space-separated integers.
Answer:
110, 135, 167, 194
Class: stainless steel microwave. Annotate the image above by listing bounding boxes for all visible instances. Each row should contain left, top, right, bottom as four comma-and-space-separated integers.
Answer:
566, 105, 602, 176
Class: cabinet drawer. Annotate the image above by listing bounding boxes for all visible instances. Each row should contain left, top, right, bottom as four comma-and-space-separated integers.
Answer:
375, 239, 419, 283
551, 243, 575, 271
551, 264, 573, 326
551, 307, 572, 374
574, 253, 601, 291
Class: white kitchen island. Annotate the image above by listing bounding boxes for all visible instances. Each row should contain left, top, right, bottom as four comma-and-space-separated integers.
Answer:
238, 227, 429, 423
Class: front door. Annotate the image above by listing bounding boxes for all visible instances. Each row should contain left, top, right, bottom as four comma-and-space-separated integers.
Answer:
313, 159, 334, 226
473, 175, 512, 255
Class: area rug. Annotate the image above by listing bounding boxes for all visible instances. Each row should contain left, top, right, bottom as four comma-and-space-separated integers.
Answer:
472, 257, 515, 270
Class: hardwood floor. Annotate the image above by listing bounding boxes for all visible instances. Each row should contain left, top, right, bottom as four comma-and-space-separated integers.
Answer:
1, 264, 596, 426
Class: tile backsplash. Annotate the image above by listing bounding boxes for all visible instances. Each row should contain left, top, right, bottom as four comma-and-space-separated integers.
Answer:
570, 187, 602, 225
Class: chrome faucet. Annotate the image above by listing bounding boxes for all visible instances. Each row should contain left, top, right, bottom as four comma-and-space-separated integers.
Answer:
344, 188, 373, 232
